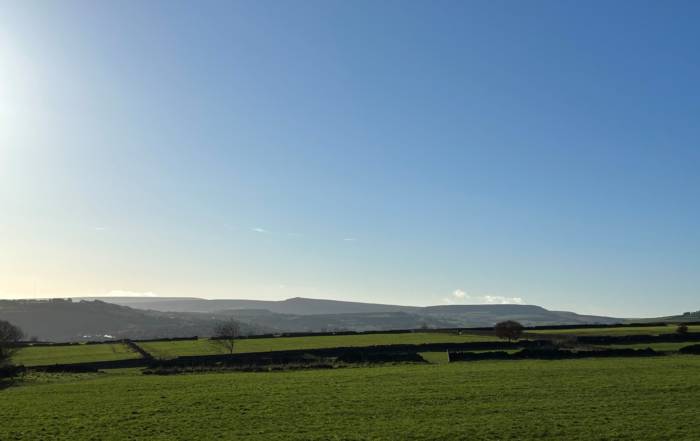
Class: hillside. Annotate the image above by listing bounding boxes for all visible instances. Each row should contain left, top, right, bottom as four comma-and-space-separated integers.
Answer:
0, 299, 267, 342
82, 296, 419, 315
85, 296, 619, 323
87, 297, 621, 328
632, 310, 700, 323
1, 298, 628, 342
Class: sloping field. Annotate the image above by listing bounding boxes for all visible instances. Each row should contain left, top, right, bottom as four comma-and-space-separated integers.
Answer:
139, 331, 499, 359
1, 356, 698, 440
13, 343, 140, 367
528, 324, 700, 336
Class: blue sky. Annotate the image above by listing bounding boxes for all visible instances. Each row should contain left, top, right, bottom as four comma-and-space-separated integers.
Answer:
1, 1, 698, 316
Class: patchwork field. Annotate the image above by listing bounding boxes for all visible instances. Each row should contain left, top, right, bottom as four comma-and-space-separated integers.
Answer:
2, 356, 699, 440
12, 325, 699, 367
13, 343, 140, 367
139, 331, 499, 359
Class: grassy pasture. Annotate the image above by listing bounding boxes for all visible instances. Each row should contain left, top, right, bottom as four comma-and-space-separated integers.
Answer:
2, 356, 699, 440
12, 343, 141, 367
11, 326, 698, 367
139, 331, 499, 359
528, 324, 700, 336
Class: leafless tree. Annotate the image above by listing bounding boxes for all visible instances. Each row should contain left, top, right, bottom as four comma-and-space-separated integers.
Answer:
213, 319, 240, 355
0, 320, 24, 365
494, 320, 524, 342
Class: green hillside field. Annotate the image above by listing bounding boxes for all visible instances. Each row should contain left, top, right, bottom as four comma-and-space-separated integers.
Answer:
2, 356, 698, 440
139, 331, 499, 359
13, 325, 699, 367
13, 343, 141, 367
528, 324, 700, 336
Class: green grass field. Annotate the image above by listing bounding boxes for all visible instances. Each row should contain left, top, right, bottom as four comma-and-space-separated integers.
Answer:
528, 324, 700, 336
12, 326, 697, 367
2, 356, 698, 440
13, 343, 141, 367
139, 332, 499, 359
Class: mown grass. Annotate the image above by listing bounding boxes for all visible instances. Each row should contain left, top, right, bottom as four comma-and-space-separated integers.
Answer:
139, 332, 499, 359
1, 356, 699, 440
13, 343, 140, 367
418, 351, 450, 364
528, 324, 700, 336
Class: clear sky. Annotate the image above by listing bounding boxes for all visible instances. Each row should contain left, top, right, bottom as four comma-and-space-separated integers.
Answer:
1, 1, 698, 317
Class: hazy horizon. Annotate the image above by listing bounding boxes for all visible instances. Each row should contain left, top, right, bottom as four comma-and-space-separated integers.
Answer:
2, 1, 699, 318
0, 292, 685, 319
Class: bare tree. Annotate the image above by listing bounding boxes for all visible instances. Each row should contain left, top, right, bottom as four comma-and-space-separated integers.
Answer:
494, 320, 524, 342
212, 319, 240, 355
0, 320, 24, 366
677, 323, 689, 334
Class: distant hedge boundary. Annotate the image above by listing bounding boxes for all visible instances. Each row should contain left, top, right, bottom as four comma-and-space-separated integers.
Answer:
13, 357, 149, 373
448, 348, 662, 362
145, 341, 549, 369
679, 344, 700, 354
124, 340, 153, 360
17, 340, 539, 370
577, 333, 700, 345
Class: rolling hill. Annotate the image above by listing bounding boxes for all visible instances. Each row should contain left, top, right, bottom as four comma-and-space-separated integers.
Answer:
0, 299, 267, 342
1, 297, 630, 342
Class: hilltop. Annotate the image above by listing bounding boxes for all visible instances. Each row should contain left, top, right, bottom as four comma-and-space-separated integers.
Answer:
84, 296, 620, 324
0, 296, 619, 341
6, 297, 673, 342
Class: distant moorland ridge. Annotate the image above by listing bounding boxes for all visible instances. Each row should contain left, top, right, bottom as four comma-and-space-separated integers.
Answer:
2, 297, 697, 342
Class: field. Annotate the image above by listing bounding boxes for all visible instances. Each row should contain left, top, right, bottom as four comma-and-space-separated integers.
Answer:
139, 331, 498, 359
528, 324, 700, 336
12, 326, 699, 366
2, 356, 699, 440
13, 343, 140, 367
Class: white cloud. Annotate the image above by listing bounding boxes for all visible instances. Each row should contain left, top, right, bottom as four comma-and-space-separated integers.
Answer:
251, 227, 268, 233
452, 289, 467, 299
343, 237, 357, 242
443, 289, 525, 305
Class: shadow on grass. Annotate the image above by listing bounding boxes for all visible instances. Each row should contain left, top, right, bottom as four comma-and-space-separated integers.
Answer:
0, 378, 20, 390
